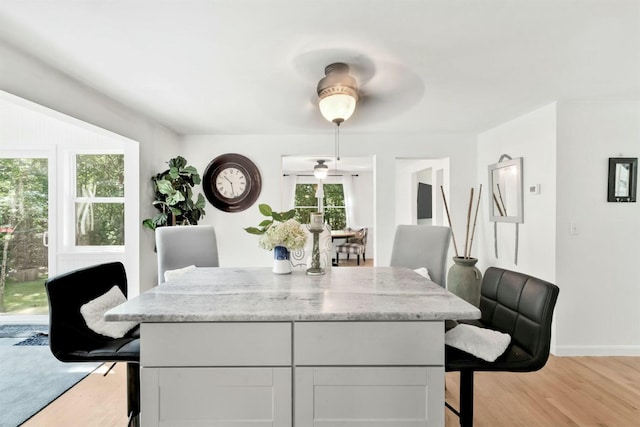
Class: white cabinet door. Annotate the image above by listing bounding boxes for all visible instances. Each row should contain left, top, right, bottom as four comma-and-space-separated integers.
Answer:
141, 367, 291, 427
295, 367, 444, 427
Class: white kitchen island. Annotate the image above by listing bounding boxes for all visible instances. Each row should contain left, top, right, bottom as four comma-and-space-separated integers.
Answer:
106, 267, 480, 427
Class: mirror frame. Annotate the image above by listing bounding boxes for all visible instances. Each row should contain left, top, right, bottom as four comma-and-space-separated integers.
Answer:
488, 157, 523, 223
607, 157, 637, 203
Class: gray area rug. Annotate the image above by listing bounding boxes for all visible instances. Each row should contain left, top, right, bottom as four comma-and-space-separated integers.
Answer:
14, 332, 48, 346
0, 325, 100, 427
0, 324, 48, 338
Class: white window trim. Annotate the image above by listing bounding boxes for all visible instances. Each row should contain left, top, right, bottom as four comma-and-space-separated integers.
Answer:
65, 149, 126, 252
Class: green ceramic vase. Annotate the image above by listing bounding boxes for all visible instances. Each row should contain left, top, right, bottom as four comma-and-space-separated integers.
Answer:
447, 257, 482, 307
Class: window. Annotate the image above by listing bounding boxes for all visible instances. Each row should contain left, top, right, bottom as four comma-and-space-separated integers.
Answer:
74, 154, 125, 246
294, 183, 346, 230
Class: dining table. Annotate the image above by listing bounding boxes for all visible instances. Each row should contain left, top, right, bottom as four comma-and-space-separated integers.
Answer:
329, 229, 357, 241
106, 266, 480, 427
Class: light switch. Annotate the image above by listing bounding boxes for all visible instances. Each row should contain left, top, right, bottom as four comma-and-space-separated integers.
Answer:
569, 222, 578, 235
529, 184, 541, 195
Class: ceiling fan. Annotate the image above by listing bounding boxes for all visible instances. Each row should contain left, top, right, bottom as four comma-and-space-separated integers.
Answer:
292, 48, 426, 125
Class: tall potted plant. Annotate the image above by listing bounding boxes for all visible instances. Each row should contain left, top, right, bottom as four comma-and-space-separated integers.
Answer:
142, 156, 206, 230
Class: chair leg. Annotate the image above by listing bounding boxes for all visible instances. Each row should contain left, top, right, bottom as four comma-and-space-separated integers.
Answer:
335, 252, 339, 265
459, 370, 474, 427
357, 255, 360, 265
363, 252, 366, 261
127, 362, 140, 424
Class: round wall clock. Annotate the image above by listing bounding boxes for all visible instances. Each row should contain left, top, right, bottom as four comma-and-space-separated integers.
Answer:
202, 153, 262, 212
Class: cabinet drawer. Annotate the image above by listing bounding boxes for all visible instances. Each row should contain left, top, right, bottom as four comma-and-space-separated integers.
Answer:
142, 367, 291, 427
294, 322, 443, 366
295, 367, 444, 426
141, 322, 291, 366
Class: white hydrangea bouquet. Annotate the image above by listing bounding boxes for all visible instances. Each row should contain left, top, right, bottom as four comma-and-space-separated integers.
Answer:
244, 204, 307, 251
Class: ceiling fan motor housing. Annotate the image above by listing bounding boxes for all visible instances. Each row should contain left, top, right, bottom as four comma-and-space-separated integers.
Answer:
317, 62, 359, 101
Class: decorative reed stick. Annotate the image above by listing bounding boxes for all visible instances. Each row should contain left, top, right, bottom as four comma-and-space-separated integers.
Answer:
493, 193, 505, 216
467, 184, 482, 258
440, 185, 460, 257
496, 183, 507, 216
463, 188, 474, 258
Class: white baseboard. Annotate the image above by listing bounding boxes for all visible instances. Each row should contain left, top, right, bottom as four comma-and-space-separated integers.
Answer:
554, 345, 640, 357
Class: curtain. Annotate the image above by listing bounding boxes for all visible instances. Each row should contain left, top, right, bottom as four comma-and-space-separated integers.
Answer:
282, 174, 297, 210
342, 174, 358, 227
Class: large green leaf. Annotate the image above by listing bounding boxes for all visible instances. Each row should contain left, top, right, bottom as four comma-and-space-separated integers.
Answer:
244, 227, 264, 235
156, 179, 174, 195
195, 193, 206, 209
182, 165, 198, 175
282, 209, 296, 220
166, 191, 185, 206
258, 204, 272, 216
168, 166, 180, 180
142, 219, 156, 230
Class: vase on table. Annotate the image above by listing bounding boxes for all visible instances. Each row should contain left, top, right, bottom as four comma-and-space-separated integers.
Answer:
273, 245, 292, 275
447, 257, 482, 307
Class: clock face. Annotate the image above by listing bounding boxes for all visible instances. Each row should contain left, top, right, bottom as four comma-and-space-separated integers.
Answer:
203, 154, 261, 212
215, 167, 247, 199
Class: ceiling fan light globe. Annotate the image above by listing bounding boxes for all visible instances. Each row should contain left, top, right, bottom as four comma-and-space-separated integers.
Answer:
314, 162, 329, 179
319, 93, 357, 123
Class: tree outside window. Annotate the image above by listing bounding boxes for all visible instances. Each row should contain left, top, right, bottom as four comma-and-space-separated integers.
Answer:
75, 154, 125, 246
294, 183, 346, 230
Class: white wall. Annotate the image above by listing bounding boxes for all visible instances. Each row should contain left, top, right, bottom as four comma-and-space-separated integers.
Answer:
477, 103, 558, 351
478, 100, 640, 356
181, 133, 477, 268
1, 41, 180, 294
555, 100, 640, 356
476, 103, 557, 283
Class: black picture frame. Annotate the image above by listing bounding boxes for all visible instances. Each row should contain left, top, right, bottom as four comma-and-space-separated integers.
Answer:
607, 157, 637, 202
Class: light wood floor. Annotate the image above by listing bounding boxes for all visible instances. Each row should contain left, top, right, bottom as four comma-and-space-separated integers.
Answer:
445, 356, 640, 426
24, 356, 640, 426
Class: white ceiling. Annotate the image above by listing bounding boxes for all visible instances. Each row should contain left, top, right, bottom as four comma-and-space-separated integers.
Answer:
1, 0, 639, 135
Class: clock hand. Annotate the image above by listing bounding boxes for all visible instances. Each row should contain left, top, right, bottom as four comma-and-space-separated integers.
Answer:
223, 176, 237, 197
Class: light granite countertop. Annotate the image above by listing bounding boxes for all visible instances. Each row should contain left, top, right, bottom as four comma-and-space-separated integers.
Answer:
106, 267, 480, 322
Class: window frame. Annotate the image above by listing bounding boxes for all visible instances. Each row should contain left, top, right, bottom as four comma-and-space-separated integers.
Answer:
66, 149, 125, 251
293, 177, 346, 229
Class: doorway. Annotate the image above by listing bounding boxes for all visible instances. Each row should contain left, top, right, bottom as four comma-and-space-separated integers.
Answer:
0, 154, 52, 315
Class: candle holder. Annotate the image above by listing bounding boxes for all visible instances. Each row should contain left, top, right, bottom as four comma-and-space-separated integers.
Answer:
306, 227, 325, 276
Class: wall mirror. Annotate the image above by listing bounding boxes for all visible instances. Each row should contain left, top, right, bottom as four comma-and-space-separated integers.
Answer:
607, 157, 637, 202
488, 157, 523, 223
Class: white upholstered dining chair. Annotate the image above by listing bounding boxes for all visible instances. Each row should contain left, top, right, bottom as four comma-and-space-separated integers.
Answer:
389, 225, 451, 287
155, 225, 219, 285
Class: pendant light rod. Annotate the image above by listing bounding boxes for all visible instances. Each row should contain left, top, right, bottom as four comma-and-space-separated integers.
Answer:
334, 120, 342, 162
